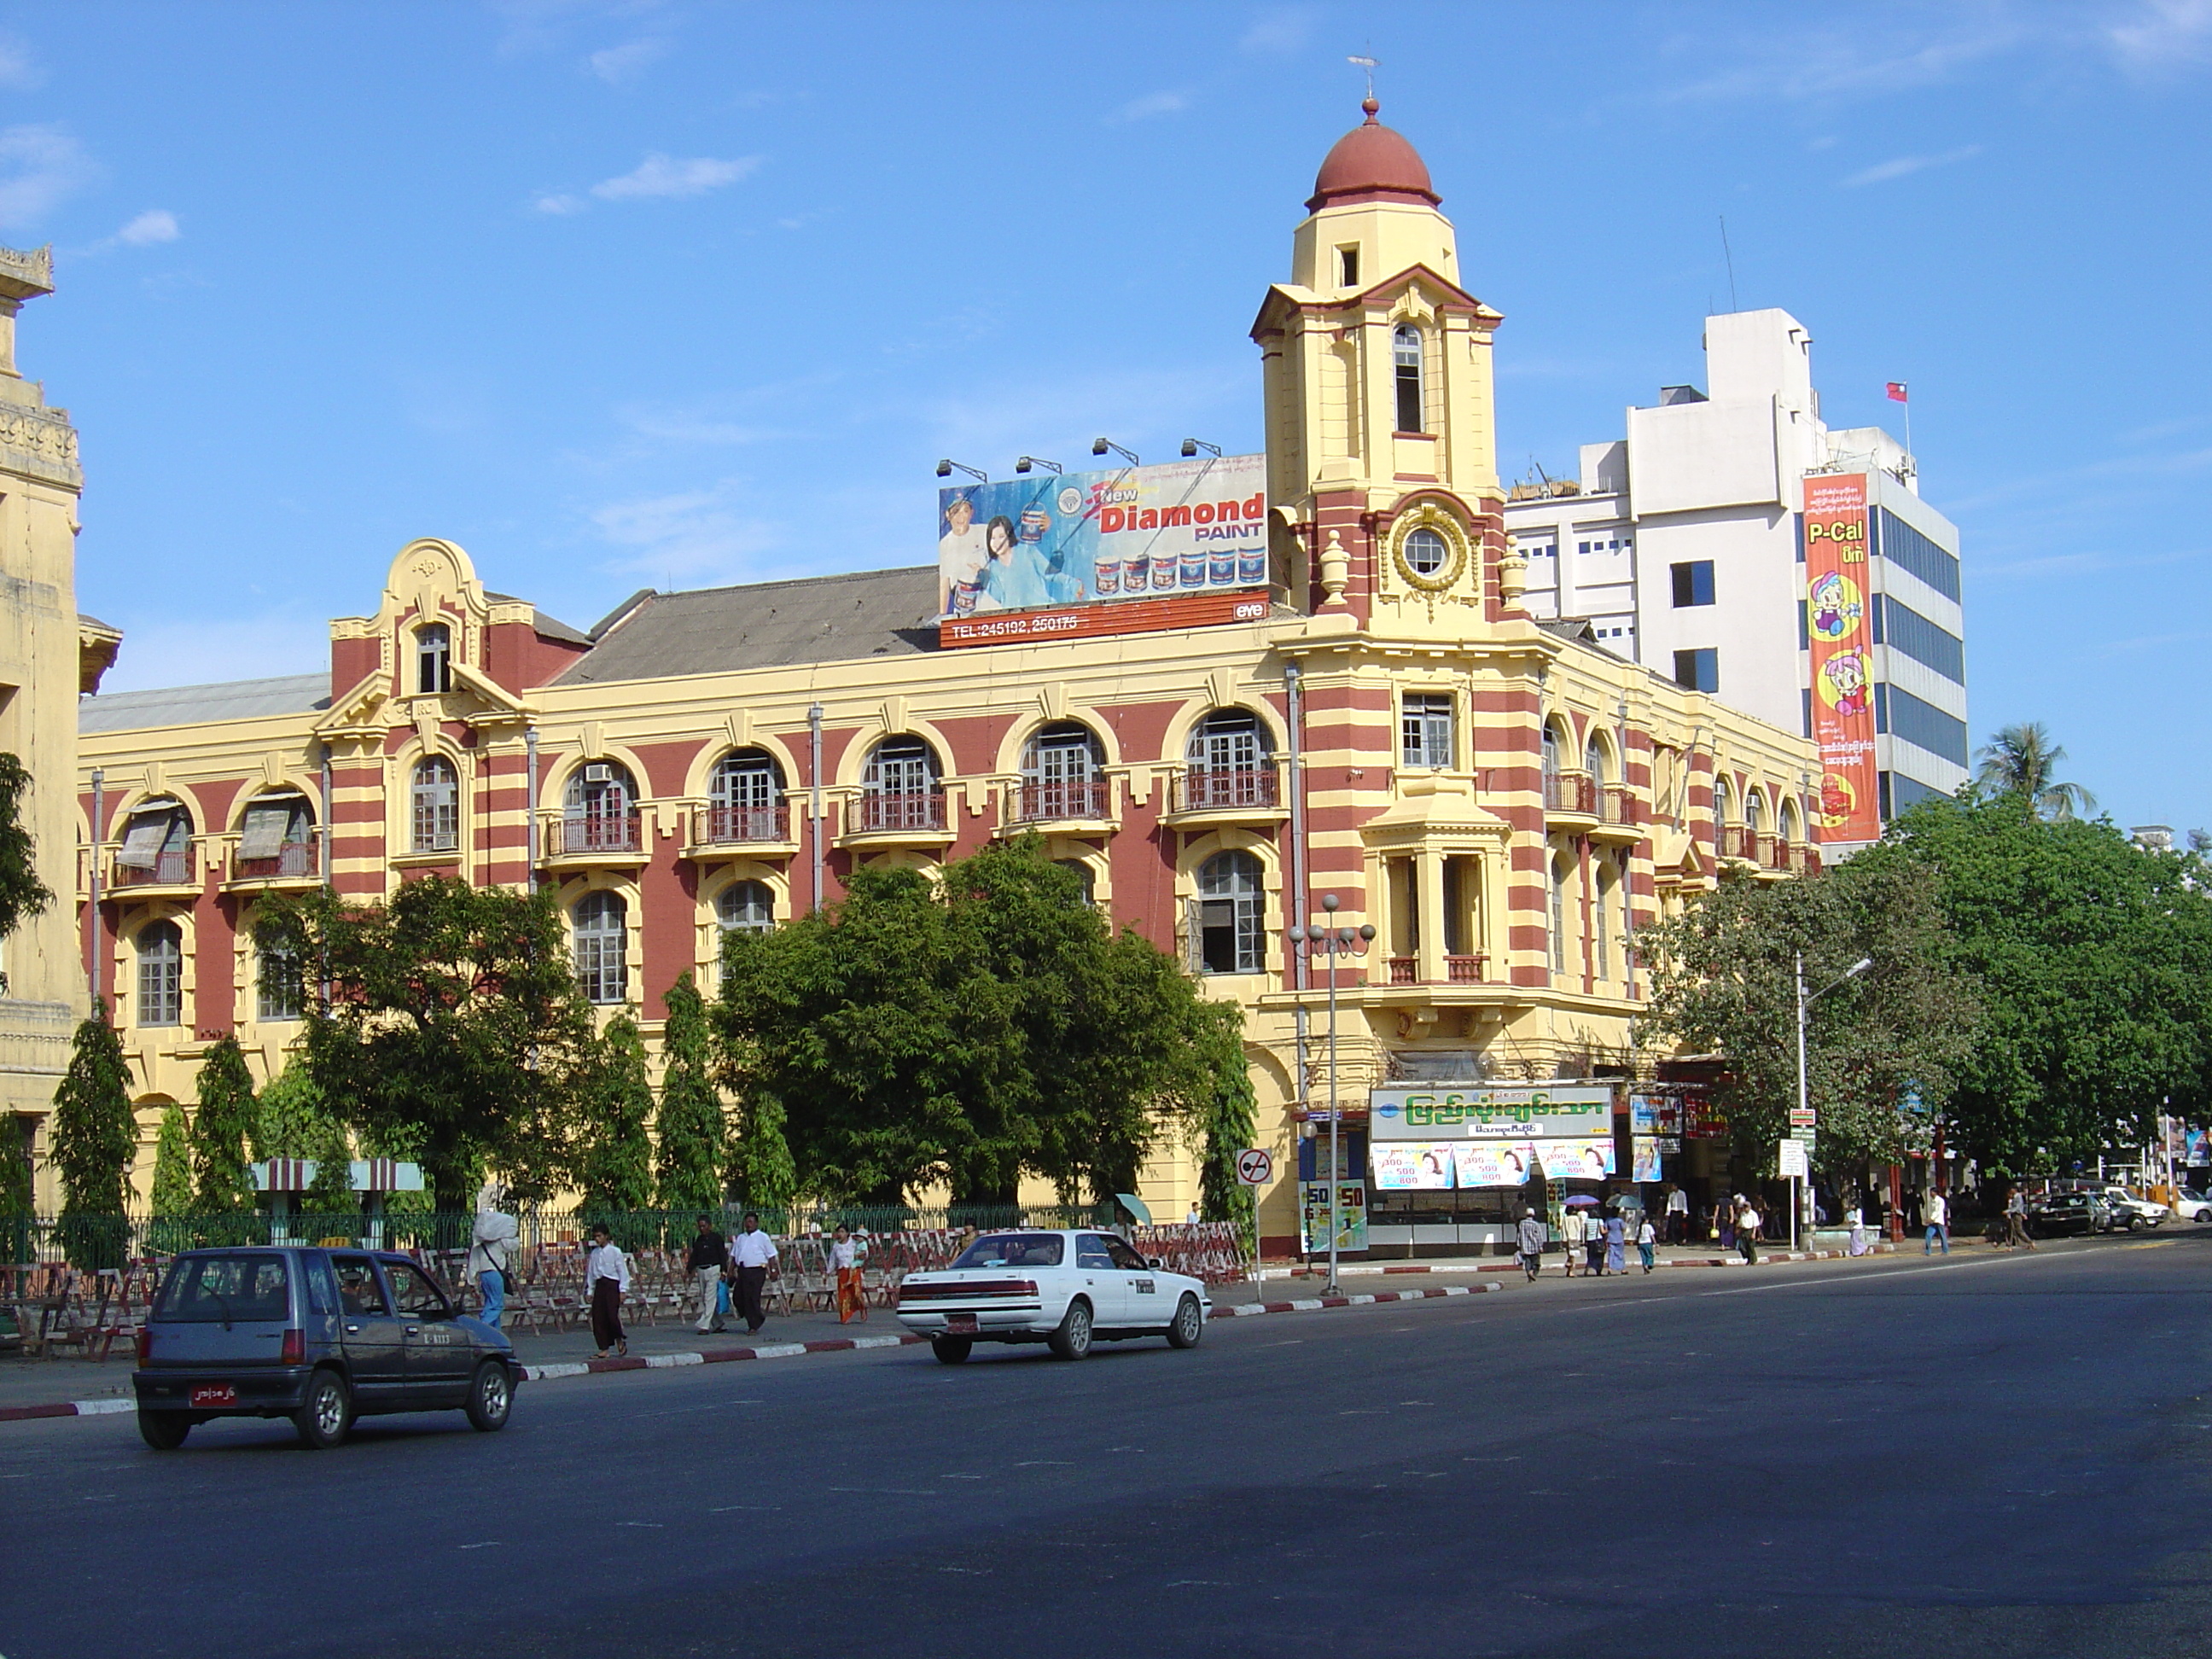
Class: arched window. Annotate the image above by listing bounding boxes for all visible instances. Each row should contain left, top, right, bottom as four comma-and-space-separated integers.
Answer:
1549, 855, 1569, 975
1779, 798, 1802, 843
1746, 790, 1767, 835
715, 880, 775, 936
114, 799, 193, 888
1584, 736, 1608, 788
1712, 777, 1732, 833
708, 749, 785, 843
860, 736, 944, 831
1193, 851, 1264, 975
564, 761, 639, 853
1054, 858, 1097, 907
1021, 723, 1105, 821
1393, 323, 1425, 434
1595, 864, 1613, 981
573, 891, 628, 1004
236, 791, 316, 879
258, 930, 302, 1022
416, 622, 451, 695
411, 758, 459, 853
137, 920, 182, 1027
1184, 710, 1276, 809
1541, 722, 1562, 783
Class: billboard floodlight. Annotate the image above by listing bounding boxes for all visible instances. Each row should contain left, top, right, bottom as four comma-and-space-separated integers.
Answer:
1180, 438, 1222, 458
936, 459, 987, 483
1092, 438, 1138, 467
1014, 456, 1062, 474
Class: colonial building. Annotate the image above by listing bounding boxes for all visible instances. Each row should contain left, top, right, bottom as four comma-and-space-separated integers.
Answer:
72, 103, 1819, 1252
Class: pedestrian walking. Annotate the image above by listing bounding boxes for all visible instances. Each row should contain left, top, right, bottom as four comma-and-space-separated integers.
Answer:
1604, 1211, 1626, 1275
1584, 1210, 1606, 1276
1560, 1203, 1585, 1277
731, 1211, 778, 1335
2005, 1186, 2035, 1250
1738, 1199, 1761, 1265
1516, 1208, 1546, 1281
1848, 1203, 1870, 1256
1717, 1201, 1735, 1253
467, 1184, 518, 1330
1665, 1183, 1690, 1245
585, 1224, 629, 1359
1924, 1188, 1950, 1254
688, 1214, 729, 1334
830, 1223, 868, 1324
1636, 1214, 1656, 1273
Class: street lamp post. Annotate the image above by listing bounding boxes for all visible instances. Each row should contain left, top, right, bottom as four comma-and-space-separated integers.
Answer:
1289, 894, 1375, 1295
1795, 952, 1871, 1250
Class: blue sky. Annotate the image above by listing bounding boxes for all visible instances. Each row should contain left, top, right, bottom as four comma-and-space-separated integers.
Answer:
3, 2, 2206, 828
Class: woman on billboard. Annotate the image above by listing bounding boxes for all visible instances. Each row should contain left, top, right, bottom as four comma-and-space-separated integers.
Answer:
977, 513, 1051, 613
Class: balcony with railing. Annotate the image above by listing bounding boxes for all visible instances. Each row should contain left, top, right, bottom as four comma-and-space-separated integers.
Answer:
1592, 783, 1640, 842
1544, 770, 1597, 824
690, 803, 794, 850
539, 806, 647, 867
226, 841, 321, 887
1719, 825, 1759, 863
108, 847, 197, 894
1164, 763, 1285, 824
842, 789, 954, 846
1383, 952, 1491, 987
1006, 777, 1113, 828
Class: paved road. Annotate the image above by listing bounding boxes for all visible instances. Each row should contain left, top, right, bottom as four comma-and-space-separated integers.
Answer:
10, 1234, 2211, 1658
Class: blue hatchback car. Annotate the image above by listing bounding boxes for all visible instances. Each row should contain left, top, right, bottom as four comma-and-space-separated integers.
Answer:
132, 1245, 524, 1450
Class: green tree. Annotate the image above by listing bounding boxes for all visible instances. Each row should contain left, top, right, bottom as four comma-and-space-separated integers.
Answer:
49, 1000, 137, 1266
1192, 1000, 1258, 1246
0, 753, 52, 995
255, 1059, 354, 1213
655, 973, 726, 1212
261, 876, 595, 1210
1975, 721, 2096, 821
149, 1104, 193, 1217
573, 1011, 655, 1214
725, 1088, 797, 1215
0, 1112, 31, 1219
189, 1036, 259, 1215
1870, 789, 2212, 1176
1639, 859, 1981, 1188
716, 839, 1219, 1208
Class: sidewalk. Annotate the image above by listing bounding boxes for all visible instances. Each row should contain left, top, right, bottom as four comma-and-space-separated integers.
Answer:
0, 1237, 1987, 1423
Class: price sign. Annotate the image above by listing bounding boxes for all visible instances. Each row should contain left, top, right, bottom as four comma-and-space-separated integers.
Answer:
1778, 1139, 1808, 1179
1236, 1148, 1274, 1187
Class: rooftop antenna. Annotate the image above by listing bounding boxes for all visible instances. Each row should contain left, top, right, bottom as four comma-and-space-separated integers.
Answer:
1719, 215, 1738, 313
1348, 51, 1379, 102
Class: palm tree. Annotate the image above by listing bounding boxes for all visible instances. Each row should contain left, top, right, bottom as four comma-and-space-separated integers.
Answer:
1975, 722, 2097, 820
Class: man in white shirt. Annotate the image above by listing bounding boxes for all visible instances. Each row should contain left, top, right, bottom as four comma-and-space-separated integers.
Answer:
585, 1224, 630, 1359
731, 1212, 779, 1336
1560, 1203, 1586, 1277
939, 491, 985, 614
1664, 1183, 1690, 1245
1924, 1188, 1949, 1255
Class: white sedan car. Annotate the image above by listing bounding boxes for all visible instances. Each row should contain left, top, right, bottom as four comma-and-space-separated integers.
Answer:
2168, 1190, 2212, 1223
895, 1229, 1211, 1364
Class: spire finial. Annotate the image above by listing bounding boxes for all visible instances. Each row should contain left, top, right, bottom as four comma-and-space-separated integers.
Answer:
1348, 51, 1379, 109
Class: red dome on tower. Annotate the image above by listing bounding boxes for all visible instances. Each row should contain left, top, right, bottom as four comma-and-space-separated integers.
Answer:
1307, 98, 1440, 212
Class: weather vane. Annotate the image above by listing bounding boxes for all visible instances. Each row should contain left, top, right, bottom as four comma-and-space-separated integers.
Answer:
1348, 52, 1379, 102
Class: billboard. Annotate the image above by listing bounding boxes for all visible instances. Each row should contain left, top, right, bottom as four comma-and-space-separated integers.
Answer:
1802, 473, 1882, 842
938, 452, 1268, 625
1368, 1084, 1614, 1141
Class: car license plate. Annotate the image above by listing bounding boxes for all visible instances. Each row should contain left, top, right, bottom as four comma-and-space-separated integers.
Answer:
189, 1383, 236, 1408
946, 1313, 979, 1334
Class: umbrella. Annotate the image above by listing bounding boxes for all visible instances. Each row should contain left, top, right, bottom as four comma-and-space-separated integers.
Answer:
1114, 1192, 1154, 1225
1562, 1195, 1601, 1208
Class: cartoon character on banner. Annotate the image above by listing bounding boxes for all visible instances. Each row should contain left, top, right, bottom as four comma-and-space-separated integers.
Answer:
1819, 649, 1870, 719
1818, 771, 1859, 829
1807, 571, 1863, 642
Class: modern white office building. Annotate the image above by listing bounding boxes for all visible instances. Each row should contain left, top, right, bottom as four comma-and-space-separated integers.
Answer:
1505, 308, 1968, 841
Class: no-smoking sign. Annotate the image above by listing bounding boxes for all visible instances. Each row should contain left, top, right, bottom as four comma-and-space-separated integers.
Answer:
1235, 1147, 1274, 1187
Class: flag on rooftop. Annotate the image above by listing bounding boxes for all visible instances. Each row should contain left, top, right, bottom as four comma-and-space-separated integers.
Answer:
1886, 381, 1908, 402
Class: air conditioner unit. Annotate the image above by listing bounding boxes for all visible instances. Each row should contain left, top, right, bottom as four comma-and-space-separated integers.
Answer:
584, 764, 614, 783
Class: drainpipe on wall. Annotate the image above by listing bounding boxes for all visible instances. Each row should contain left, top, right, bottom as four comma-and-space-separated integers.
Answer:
808, 702, 824, 914
1284, 661, 1308, 993
525, 726, 540, 890
317, 743, 334, 892
85, 767, 102, 1002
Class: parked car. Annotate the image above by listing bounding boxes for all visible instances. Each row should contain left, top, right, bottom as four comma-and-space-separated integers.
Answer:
132, 1246, 524, 1450
2026, 1191, 2110, 1238
2169, 1190, 2212, 1223
2096, 1186, 2168, 1231
894, 1229, 1211, 1364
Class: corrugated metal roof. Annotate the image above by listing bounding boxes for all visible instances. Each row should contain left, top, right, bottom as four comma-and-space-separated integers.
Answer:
483, 593, 591, 645
79, 672, 330, 733
553, 566, 940, 688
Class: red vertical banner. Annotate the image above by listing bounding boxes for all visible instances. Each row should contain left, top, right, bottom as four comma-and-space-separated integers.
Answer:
1802, 473, 1880, 842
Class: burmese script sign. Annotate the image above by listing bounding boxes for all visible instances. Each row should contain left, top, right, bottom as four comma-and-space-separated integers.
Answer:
1368, 1084, 1615, 1142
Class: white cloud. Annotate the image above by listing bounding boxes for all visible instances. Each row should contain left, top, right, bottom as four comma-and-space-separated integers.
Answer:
0, 35, 42, 89
2108, 0, 2212, 68
1109, 89, 1191, 124
116, 208, 180, 246
0, 125, 100, 233
1240, 9, 1315, 54
586, 481, 783, 583
534, 192, 586, 215
591, 152, 759, 201
587, 36, 667, 86
1841, 143, 1983, 187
